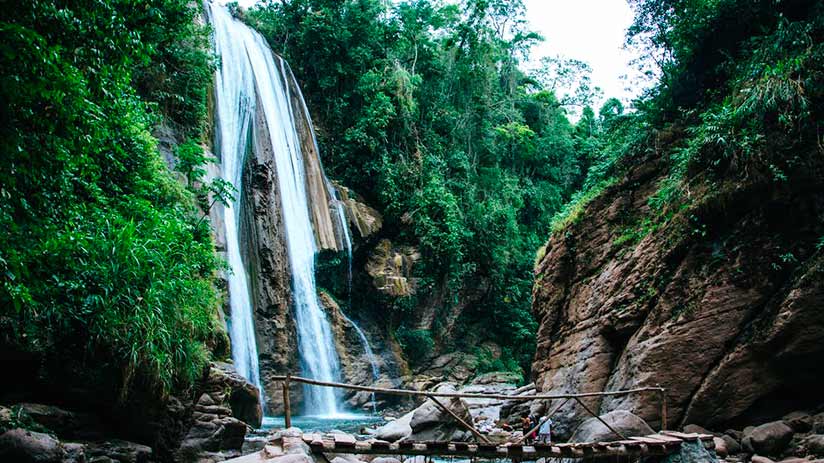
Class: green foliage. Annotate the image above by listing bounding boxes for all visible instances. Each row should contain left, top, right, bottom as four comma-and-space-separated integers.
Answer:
245, 0, 598, 375
133, 1, 216, 135
0, 0, 221, 401
395, 326, 434, 366
474, 346, 522, 379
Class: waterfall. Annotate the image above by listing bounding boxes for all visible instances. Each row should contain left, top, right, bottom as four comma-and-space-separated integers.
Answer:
331, 192, 382, 412
208, 3, 344, 416
208, 3, 262, 397
208, 2, 387, 417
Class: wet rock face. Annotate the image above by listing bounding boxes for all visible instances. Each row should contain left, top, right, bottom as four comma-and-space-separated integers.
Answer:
531, 159, 824, 438
318, 291, 404, 411
240, 109, 300, 412
366, 240, 421, 297
335, 184, 383, 239
175, 362, 262, 461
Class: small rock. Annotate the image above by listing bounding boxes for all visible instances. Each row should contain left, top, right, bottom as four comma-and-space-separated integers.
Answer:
752, 455, 776, 463
784, 412, 814, 433
0, 428, 66, 462
803, 435, 824, 456
714, 436, 729, 457
814, 414, 824, 434
745, 421, 794, 456
722, 434, 742, 454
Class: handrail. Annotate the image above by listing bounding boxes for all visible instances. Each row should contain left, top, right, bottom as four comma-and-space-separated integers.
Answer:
275, 374, 669, 438
273, 374, 664, 402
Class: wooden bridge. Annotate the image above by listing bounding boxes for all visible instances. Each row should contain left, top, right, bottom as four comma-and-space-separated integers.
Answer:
301, 431, 715, 459
267, 375, 716, 461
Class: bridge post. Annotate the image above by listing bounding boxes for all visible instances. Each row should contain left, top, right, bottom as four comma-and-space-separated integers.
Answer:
659, 386, 668, 431
284, 374, 292, 428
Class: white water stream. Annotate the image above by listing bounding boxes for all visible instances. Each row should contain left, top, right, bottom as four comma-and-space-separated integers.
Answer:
208, 3, 381, 417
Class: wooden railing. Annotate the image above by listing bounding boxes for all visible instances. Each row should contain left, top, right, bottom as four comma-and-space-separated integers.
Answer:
272, 375, 668, 442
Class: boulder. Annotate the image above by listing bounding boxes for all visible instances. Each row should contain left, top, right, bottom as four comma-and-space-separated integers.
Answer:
752, 456, 777, 463
17, 403, 104, 440
85, 439, 152, 463
803, 435, 824, 456
0, 428, 65, 463
721, 434, 742, 455
268, 454, 315, 463
374, 411, 413, 442
713, 437, 729, 457
408, 384, 473, 441
177, 415, 247, 458
208, 362, 263, 428
569, 411, 654, 443
744, 421, 794, 456
784, 412, 814, 433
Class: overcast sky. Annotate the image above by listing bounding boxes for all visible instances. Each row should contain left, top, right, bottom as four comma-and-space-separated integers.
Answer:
228, 0, 643, 108
523, 0, 642, 107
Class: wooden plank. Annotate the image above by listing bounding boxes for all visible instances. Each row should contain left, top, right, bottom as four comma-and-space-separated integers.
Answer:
521, 445, 537, 457
644, 434, 684, 443
359, 441, 376, 451
308, 439, 325, 451
369, 441, 391, 451
398, 441, 415, 451
423, 441, 449, 451
662, 431, 702, 441
452, 442, 470, 451
476, 442, 498, 452
334, 434, 357, 449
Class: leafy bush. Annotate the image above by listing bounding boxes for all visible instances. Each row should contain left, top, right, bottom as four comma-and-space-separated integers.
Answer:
395, 327, 434, 366
0, 0, 222, 400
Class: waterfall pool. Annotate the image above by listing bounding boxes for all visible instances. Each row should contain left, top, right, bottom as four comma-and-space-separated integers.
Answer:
261, 415, 384, 435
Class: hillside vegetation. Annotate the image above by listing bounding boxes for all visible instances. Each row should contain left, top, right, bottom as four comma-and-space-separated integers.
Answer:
0, 0, 224, 407
243, 0, 622, 375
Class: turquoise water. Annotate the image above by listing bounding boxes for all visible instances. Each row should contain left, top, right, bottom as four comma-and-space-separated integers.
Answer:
261, 415, 384, 435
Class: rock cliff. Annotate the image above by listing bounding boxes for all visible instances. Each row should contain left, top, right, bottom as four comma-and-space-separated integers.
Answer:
531, 152, 824, 439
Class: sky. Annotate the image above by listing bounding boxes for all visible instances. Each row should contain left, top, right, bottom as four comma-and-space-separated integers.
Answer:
229, 0, 643, 109
523, 0, 643, 108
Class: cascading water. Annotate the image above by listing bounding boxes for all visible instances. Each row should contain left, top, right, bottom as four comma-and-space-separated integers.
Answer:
330, 191, 382, 413
209, 2, 385, 417
208, 3, 344, 416
208, 3, 262, 397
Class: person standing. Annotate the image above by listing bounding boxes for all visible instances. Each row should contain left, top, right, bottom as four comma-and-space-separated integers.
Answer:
537, 416, 552, 444
520, 413, 533, 444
